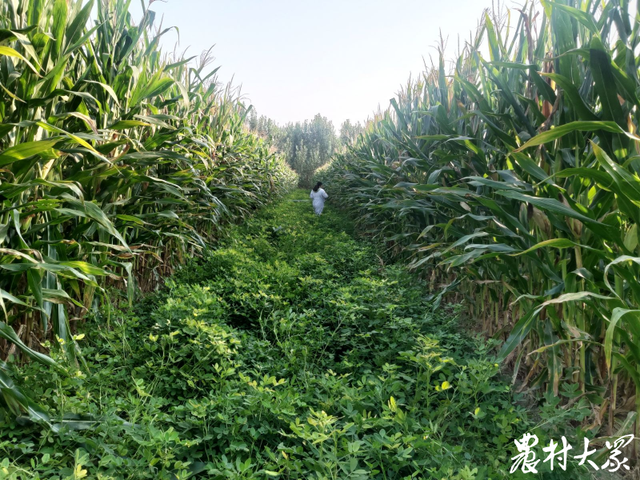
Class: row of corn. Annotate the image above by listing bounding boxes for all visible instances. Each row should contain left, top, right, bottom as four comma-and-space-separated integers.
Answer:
321, 0, 640, 440
0, 0, 296, 416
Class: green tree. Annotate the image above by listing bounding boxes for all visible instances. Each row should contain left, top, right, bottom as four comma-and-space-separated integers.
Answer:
339, 119, 364, 147
280, 114, 337, 187
247, 111, 338, 188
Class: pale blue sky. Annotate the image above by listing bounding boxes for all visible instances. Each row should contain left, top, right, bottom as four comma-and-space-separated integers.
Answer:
132, 0, 497, 127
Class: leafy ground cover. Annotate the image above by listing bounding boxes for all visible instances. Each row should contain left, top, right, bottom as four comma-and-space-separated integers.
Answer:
1, 190, 589, 479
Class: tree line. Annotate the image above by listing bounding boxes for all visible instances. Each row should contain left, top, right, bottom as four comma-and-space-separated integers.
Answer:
246, 110, 364, 187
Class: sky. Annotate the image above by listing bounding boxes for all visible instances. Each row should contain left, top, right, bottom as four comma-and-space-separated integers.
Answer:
131, 0, 499, 128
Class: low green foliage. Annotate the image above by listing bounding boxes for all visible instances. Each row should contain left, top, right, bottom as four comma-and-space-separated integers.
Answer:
0, 191, 588, 479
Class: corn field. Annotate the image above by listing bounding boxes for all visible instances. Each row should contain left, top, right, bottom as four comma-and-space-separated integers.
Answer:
322, 0, 640, 443
0, 0, 296, 416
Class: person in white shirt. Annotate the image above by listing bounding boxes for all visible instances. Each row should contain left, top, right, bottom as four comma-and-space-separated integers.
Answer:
310, 182, 329, 215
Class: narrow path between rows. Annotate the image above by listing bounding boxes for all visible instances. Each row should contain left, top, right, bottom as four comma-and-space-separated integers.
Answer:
9, 190, 535, 479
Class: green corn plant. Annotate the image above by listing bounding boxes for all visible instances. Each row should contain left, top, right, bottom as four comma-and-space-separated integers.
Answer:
0, 0, 296, 419
322, 0, 640, 444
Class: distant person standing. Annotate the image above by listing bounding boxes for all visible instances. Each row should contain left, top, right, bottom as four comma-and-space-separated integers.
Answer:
310, 182, 328, 215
